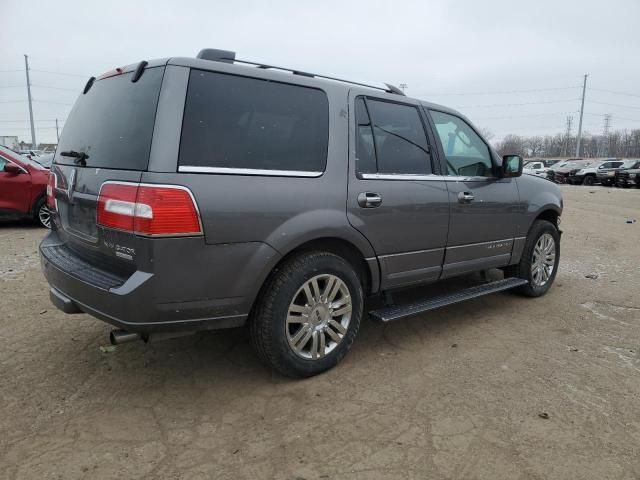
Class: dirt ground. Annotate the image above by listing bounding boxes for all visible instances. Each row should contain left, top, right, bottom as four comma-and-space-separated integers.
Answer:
1, 185, 639, 480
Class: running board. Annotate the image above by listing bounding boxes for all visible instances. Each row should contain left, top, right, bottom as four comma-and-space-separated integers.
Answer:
370, 277, 529, 322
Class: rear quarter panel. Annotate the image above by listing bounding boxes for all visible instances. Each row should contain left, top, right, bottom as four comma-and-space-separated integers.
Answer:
143, 63, 376, 304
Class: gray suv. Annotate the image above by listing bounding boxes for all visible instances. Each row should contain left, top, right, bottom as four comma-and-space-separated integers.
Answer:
40, 49, 563, 377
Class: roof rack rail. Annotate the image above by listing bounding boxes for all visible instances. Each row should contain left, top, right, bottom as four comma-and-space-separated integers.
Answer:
195, 49, 405, 96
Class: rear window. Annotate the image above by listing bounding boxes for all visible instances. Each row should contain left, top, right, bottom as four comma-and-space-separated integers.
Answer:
179, 70, 329, 174
55, 67, 164, 170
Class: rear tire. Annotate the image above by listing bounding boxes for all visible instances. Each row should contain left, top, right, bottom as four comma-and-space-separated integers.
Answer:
509, 220, 560, 297
34, 197, 51, 229
249, 252, 364, 378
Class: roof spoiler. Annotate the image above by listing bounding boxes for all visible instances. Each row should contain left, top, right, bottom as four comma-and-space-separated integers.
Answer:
196, 48, 236, 63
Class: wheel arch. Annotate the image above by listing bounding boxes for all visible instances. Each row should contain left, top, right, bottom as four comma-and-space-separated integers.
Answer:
534, 208, 560, 229
247, 235, 379, 333
30, 191, 46, 216
270, 236, 378, 295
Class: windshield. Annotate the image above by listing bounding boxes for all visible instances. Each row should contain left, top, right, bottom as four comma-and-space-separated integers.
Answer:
54, 67, 164, 170
36, 153, 54, 168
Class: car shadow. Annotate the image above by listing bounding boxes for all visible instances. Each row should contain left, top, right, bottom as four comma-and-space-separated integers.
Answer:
65, 269, 515, 391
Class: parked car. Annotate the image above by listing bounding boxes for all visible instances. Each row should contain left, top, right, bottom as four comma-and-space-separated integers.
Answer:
0, 145, 51, 227
597, 159, 637, 186
523, 160, 550, 178
614, 160, 640, 188
17, 149, 44, 159
35, 153, 54, 169
539, 159, 563, 168
39, 49, 563, 377
550, 160, 595, 184
569, 159, 624, 185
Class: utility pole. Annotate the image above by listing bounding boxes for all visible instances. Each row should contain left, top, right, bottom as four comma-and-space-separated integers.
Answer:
55, 118, 60, 143
399, 83, 407, 93
575, 74, 588, 158
24, 54, 37, 150
563, 115, 573, 157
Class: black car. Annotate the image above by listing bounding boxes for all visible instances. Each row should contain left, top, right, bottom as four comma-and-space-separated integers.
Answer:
614, 161, 640, 188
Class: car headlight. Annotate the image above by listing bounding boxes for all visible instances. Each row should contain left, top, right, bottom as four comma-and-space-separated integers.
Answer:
576, 169, 584, 175
630, 173, 637, 178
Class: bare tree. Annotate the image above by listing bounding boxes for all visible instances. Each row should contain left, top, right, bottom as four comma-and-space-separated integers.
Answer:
494, 128, 640, 158
478, 127, 494, 142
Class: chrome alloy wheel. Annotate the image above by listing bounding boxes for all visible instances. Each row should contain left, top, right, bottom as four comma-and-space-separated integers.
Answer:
531, 233, 556, 287
38, 205, 51, 229
286, 274, 352, 360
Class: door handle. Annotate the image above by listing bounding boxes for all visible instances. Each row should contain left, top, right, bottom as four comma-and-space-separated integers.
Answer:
357, 192, 382, 208
458, 191, 475, 203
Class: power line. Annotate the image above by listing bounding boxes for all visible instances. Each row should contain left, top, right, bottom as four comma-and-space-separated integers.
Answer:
0, 118, 64, 123
583, 112, 640, 122
588, 99, 640, 110
589, 87, 640, 99
31, 84, 79, 92
32, 99, 74, 106
474, 111, 579, 120
0, 126, 60, 131
455, 98, 581, 109
30, 69, 88, 78
418, 85, 581, 96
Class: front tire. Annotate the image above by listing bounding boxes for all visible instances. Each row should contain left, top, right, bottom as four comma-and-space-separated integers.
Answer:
249, 252, 364, 378
510, 220, 560, 297
583, 175, 595, 186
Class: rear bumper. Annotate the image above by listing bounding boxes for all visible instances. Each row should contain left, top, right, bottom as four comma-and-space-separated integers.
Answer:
40, 230, 280, 333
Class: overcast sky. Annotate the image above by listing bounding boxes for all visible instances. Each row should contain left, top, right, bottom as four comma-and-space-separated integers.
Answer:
1, 0, 639, 145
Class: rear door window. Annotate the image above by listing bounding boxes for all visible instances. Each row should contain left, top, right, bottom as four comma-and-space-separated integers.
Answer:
55, 67, 164, 171
179, 70, 329, 174
355, 97, 432, 175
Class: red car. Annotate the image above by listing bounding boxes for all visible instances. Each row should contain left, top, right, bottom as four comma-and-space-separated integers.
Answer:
0, 145, 51, 228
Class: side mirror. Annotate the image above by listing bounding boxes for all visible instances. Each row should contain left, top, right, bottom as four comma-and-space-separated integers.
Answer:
4, 163, 24, 175
501, 155, 523, 178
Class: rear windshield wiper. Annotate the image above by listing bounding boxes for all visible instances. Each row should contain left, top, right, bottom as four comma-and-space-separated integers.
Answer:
60, 150, 89, 166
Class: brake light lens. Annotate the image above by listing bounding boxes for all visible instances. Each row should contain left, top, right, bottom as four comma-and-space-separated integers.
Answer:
97, 182, 202, 237
46, 173, 57, 210
96, 67, 124, 80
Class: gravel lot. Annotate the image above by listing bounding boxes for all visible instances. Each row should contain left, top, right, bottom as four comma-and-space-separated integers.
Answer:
1, 186, 639, 480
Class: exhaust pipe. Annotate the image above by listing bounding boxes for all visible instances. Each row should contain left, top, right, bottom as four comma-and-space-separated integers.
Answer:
109, 329, 195, 345
110, 329, 141, 345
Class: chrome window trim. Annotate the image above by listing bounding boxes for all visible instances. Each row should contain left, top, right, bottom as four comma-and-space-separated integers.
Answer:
178, 166, 323, 178
444, 175, 495, 182
378, 247, 444, 259
359, 173, 446, 181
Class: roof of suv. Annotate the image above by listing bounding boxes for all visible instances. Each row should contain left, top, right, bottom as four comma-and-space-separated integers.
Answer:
113, 50, 462, 119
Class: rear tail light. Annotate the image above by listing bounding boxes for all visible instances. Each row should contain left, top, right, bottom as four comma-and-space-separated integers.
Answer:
46, 173, 57, 210
97, 182, 202, 237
